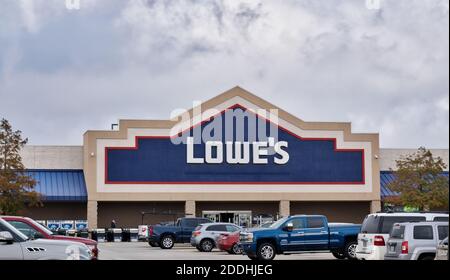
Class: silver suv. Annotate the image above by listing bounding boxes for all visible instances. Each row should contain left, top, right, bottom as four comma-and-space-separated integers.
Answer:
356, 212, 448, 260
190, 223, 241, 252
384, 221, 448, 260
0, 218, 92, 260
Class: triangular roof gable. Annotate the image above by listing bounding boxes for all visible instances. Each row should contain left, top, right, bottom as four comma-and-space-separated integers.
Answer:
107, 87, 376, 144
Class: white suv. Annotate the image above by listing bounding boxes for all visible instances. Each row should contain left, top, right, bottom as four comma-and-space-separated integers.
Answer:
355, 212, 448, 260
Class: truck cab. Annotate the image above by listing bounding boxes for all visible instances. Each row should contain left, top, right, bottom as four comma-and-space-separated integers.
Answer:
240, 215, 361, 260
148, 217, 211, 249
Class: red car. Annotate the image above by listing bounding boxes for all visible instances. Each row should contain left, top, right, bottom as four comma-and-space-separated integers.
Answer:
1, 216, 99, 259
217, 231, 242, 254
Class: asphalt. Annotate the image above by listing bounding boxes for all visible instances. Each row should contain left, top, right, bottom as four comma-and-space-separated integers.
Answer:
98, 242, 335, 260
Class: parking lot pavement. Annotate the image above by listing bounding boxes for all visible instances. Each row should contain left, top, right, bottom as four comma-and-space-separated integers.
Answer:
98, 242, 335, 260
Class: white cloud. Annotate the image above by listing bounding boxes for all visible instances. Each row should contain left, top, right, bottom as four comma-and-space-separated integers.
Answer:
0, 0, 448, 148
19, 0, 40, 33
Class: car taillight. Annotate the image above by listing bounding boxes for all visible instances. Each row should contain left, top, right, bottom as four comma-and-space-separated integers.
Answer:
374, 235, 385, 246
401, 241, 408, 254
88, 245, 98, 259
192, 231, 201, 237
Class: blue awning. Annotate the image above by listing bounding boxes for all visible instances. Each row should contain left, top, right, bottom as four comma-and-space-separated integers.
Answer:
380, 170, 449, 199
26, 170, 87, 202
23, 170, 447, 202
380, 171, 400, 198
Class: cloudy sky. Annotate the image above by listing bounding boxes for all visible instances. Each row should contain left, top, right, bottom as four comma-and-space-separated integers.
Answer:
0, 0, 448, 148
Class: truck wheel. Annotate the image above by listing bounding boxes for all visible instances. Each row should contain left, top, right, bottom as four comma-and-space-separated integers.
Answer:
332, 251, 346, 260
344, 241, 358, 260
160, 235, 175, 249
149, 241, 159, 247
196, 245, 203, 252
200, 239, 214, 252
257, 243, 276, 261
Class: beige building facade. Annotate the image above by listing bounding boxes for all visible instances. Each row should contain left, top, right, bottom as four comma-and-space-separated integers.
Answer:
83, 87, 381, 228
20, 87, 449, 229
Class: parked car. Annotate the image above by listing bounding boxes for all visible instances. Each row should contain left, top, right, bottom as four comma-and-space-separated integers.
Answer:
0, 218, 92, 260
240, 215, 361, 261
435, 237, 448, 260
2, 216, 99, 259
190, 222, 242, 252
148, 217, 212, 249
356, 212, 448, 260
384, 221, 448, 260
217, 231, 242, 254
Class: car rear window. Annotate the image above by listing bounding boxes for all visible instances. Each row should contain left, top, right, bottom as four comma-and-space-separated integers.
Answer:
361, 215, 380, 233
381, 216, 426, 234
390, 225, 405, 239
413, 226, 434, 240
438, 226, 448, 240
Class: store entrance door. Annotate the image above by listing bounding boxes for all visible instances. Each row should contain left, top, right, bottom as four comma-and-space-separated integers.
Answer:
203, 212, 220, 223
220, 213, 234, 223
202, 211, 252, 228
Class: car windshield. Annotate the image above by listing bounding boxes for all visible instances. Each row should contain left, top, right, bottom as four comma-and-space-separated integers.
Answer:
260, 222, 273, 228
269, 217, 289, 229
27, 218, 53, 235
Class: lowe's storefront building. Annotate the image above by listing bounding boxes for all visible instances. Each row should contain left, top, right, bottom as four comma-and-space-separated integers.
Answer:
20, 87, 449, 229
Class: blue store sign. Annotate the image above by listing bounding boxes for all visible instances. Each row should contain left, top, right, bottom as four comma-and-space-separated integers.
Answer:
105, 106, 365, 185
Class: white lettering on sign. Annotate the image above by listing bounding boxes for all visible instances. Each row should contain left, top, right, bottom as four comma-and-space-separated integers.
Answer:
186, 137, 289, 165
225, 142, 250, 164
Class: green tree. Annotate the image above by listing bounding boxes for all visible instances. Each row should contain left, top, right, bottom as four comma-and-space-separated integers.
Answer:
0, 118, 41, 215
385, 147, 449, 211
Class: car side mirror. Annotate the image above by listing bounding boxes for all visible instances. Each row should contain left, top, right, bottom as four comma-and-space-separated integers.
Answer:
0, 231, 14, 244
283, 223, 294, 232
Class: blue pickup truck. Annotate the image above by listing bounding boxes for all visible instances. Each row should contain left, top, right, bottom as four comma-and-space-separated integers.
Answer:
240, 215, 361, 260
148, 217, 211, 249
